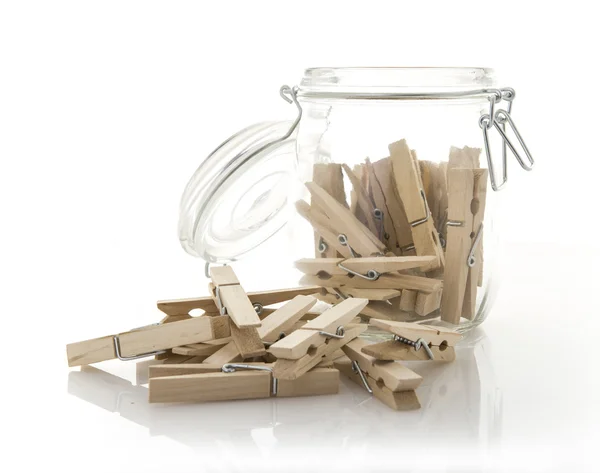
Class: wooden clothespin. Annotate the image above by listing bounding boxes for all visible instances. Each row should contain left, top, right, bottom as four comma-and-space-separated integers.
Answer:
335, 338, 422, 410
440, 168, 488, 324
148, 363, 339, 403
157, 285, 320, 318
294, 255, 438, 278
368, 157, 414, 255
300, 272, 442, 293
360, 320, 461, 362
463, 169, 488, 319
273, 324, 367, 380
268, 298, 368, 360
203, 294, 318, 365
306, 181, 386, 257
312, 163, 348, 257
341, 163, 380, 238
66, 315, 231, 367
365, 158, 399, 252
389, 140, 445, 270
295, 200, 354, 258
207, 265, 266, 359
268, 298, 368, 380
318, 286, 401, 302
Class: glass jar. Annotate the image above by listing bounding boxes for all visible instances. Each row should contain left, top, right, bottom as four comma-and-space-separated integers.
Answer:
178, 67, 534, 332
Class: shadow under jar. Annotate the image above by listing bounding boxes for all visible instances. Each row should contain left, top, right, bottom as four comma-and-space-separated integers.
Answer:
178, 67, 534, 333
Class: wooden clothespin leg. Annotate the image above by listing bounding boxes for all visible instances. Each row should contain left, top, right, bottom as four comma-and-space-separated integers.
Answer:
389, 140, 445, 270
335, 338, 423, 411
361, 320, 461, 362
440, 169, 475, 324
148, 363, 339, 403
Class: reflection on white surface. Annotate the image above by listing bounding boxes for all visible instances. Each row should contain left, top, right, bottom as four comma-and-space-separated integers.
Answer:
67, 328, 501, 454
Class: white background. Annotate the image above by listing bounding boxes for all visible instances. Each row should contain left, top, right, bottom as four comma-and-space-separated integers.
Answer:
1, 1, 599, 472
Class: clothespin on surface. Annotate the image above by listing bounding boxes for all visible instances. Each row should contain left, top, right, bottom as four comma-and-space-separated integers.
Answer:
202, 294, 318, 365
207, 266, 266, 359
268, 298, 368, 361
335, 338, 422, 411
268, 298, 369, 380
66, 315, 231, 367
273, 324, 367, 380
389, 140, 445, 270
148, 363, 339, 403
360, 320, 461, 362
157, 285, 321, 319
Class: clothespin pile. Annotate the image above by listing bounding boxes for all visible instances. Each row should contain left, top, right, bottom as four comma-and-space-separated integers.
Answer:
296, 139, 488, 325
66, 265, 461, 410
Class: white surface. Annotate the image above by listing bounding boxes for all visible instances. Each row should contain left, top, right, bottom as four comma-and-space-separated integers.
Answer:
1, 1, 599, 471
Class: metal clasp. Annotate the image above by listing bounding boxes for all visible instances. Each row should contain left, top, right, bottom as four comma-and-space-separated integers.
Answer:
479, 87, 534, 191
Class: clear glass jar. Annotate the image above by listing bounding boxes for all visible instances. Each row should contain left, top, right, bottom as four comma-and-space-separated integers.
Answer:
178, 67, 534, 332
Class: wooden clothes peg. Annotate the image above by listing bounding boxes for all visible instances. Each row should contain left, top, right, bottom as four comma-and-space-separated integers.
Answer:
361, 320, 461, 362
389, 140, 445, 270
306, 181, 386, 257
300, 272, 442, 293
66, 315, 231, 367
148, 363, 339, 403
203, 294, 318, 365
365, 158, 399, 252
335, 338, 422, 411
268, 297, 368, 360
463, 169, 488, 319
295, 200, 354, 258
313, 163, 348, 257
157, 285, 320, 318
209, 266, 261, 328
294, 255, 438, 278
440, 168, 488, 324
369, 157, 414, 254
273, 324, 367, 380
342, 163, 380, 238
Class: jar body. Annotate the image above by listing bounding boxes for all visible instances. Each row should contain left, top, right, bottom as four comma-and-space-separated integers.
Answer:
291, 69, 500, 331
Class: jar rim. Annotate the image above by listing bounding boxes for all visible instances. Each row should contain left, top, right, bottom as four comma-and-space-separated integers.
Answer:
298, 67, 497, 100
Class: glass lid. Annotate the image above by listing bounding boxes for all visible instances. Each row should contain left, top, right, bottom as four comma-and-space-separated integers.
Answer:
178, 120, 298, 263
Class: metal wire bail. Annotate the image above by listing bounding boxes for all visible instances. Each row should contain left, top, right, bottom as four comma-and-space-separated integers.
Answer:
479, 87, 534, 191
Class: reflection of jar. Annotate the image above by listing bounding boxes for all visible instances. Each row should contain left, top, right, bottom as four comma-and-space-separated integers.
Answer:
179, 67, 534, 331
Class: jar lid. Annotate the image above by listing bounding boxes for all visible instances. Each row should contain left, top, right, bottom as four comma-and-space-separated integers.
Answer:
178, 120, 298, 263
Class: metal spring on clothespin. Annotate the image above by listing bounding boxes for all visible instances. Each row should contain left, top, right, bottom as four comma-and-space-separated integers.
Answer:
222, 363, 278, 396
319, 326, 345, 340
394, 335, 435, 360
351, 361, 373, 394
